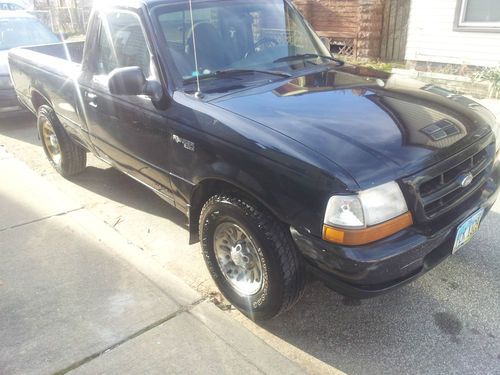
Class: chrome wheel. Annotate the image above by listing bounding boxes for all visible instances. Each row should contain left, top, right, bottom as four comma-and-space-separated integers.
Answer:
214, 222, 264, 296
41, 119, 61, 166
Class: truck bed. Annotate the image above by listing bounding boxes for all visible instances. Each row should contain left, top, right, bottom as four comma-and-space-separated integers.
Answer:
12, 41, 85, 64
8, 41, 85, 116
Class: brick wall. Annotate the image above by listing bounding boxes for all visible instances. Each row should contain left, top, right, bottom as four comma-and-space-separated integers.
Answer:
357, 0, 385, 58
293, 0, 386, 58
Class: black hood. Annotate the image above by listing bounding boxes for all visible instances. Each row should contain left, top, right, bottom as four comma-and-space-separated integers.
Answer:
212, 66, 494, 187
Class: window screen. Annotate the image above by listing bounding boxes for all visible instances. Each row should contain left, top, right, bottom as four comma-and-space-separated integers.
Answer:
456, 0, 500, 30
464, 0, 500, 23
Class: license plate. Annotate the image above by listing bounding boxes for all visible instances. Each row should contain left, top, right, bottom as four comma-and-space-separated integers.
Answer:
453, 209, 484, 253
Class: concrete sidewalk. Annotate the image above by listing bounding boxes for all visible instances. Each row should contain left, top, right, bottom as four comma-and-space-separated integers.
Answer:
0, 147, 304, 375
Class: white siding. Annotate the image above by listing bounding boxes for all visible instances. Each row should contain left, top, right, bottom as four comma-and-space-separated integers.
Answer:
405, 0, 500, 67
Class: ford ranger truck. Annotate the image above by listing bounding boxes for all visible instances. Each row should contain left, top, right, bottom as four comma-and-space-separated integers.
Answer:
8, 0, 500, 320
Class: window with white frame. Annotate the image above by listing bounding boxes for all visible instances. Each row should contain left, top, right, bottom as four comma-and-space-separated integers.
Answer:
455, 0, 500, 31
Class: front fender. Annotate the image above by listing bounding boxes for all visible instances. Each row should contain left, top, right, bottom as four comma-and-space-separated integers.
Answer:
168, 94, 356, 241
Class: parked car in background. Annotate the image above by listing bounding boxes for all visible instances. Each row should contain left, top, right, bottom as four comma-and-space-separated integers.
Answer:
0, 11, 58, 115
0, 0, 31, 10
0, 3, 24, 10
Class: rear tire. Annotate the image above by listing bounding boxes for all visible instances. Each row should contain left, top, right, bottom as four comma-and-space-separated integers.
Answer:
37, 105, 86, 177
199, 194, 305, 320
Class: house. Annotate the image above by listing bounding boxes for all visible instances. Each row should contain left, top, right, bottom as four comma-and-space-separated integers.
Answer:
405, 0, 500, 68
295, 0, 500, 69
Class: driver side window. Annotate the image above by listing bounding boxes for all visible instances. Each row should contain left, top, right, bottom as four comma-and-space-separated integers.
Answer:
94, 11, 152, 78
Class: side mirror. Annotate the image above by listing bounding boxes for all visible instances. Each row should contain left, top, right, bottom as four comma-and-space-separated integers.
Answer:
320, 37, 331, 54
108, 66, 163, 102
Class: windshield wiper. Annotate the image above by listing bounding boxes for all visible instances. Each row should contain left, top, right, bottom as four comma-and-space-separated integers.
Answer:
184, 68, 291, 83
273, 53, 344, 66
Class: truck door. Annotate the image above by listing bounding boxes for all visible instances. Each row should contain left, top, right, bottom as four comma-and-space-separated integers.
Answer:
78, 9, 174, 203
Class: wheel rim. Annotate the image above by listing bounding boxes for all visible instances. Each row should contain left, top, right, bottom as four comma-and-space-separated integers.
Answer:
41, 119, 62, 166
214, 222, 264, 296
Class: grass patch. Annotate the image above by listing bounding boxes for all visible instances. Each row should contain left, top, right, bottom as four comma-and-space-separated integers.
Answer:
341, 57, 406, 73
473, 66, 500, 99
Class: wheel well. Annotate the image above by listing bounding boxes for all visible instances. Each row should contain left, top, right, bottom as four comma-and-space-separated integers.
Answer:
188, 179, 277, 244
31, 91, 50, 113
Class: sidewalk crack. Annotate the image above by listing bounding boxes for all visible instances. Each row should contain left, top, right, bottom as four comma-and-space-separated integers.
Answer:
0, 207, 84, 232
188, 310, 267, 375
54, 297, 207, 375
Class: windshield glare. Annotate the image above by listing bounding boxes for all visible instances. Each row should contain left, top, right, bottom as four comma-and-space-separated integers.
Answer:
155, 0, 330, 83
0, 18, 59, 51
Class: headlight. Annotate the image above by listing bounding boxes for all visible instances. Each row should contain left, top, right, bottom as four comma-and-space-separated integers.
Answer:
0, 75, 13, 89
323, 181, 413, 245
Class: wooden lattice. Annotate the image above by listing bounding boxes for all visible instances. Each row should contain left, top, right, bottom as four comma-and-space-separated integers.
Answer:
330, 38, 355, 57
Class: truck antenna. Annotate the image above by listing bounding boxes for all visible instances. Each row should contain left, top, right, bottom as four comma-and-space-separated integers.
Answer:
188, 0, 203, 98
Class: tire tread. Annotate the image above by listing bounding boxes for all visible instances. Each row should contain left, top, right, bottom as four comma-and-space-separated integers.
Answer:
38, 105, 86, 177
200, 194, 305, 319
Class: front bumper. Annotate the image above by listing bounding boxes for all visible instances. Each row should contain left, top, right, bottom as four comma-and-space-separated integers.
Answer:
0, 88, 25, 116
291, 158, 500, 299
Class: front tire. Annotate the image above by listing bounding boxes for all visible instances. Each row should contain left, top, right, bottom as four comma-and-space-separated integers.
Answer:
37, 105, 86, 177
200, 194, 305, 320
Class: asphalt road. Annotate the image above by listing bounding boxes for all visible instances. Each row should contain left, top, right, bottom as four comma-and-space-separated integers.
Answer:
1, 113, 499, 375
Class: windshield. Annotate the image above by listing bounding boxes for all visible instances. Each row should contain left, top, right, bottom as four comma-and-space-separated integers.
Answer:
154, 0, 331, 84
0, 18, 59, 51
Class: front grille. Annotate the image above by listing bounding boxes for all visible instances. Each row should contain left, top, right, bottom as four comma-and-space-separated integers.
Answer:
420, 148, 491, 217
402, 139, 496, 222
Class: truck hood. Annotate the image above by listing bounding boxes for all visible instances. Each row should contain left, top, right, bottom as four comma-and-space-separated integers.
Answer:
212, 66, 494, 187
0, 51, 8, 75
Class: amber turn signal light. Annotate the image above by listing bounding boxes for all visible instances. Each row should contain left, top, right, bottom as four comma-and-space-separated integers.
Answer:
323, 212, 413, 246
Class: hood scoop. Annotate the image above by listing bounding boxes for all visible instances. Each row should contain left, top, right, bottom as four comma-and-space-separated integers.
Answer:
421, 119, 462, 142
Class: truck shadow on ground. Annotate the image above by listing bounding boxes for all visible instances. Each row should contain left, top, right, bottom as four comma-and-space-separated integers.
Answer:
0, 114, 188, 230
259, 210, 500, 374
70, 165, 188, 230
0, 113, 40, 146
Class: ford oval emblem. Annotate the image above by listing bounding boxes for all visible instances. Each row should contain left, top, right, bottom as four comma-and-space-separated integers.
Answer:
458, 173, 474, 188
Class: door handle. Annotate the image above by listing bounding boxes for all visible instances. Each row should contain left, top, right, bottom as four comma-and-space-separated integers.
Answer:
86, 91, 98, 108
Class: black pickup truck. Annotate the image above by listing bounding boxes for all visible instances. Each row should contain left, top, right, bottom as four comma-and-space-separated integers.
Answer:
8, 0, 500, 320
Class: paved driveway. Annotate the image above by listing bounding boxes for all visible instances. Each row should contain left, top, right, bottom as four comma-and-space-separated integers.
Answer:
0, 113, 498, 374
